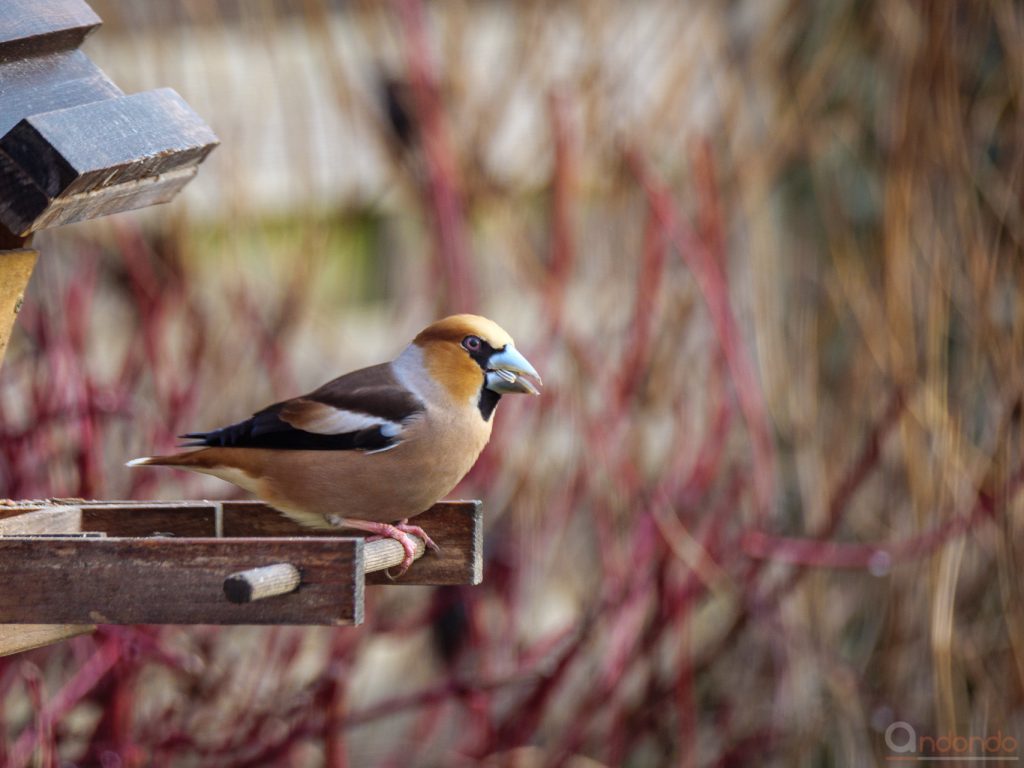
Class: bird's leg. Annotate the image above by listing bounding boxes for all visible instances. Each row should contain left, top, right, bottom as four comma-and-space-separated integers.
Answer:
330, 517, 434, 577
394, 519, 441, 553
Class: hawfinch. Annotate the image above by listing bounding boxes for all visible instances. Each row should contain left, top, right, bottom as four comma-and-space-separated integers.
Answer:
128, 315, 541, 574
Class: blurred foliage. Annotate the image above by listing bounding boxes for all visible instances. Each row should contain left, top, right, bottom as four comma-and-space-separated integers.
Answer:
2, 0, 1024, 766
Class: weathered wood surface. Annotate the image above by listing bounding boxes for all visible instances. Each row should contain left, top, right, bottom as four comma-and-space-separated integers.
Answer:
0, 504, 82, 534
0, 537, 364, 625
0, 248, 37, 365
222, 500, 483, 585
0, 499, 481, 630
0, 89, 218, 235
0, 0, 100, 62
0, 50, 120, 137
0, 500, 483, 585
0, 0, 219, 237
0, 624, 93, 658
79, 501, 219, 538
0, 500, 93, 656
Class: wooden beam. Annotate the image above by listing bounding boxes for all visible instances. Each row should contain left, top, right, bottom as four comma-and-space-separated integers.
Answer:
0, 89, 218, 236
222, 500, 483, 585
0, 537, 364, 625
0, 50, 121, 138
0, 248, 37, 365
0, 501, 92, 656
0, 504, 81, 534
0, 624, 93, 658
79, 501, 218, 537
0, 500, 481, 633
0, 0, 101, 62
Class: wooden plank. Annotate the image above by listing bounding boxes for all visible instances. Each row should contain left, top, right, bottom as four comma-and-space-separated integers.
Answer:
27, 166, 199, 233
0, 248, 37, 365
0, 50, 121, 137
0, 89, 219, 236
0, 537, 364, 625
0, 0, 101, 62
0, 501, 92, 656
78, 502, 217, 537
0, 505, 81, 534
223, 500, 483, 586
0, 624, 93, 658
366, 501, 483, 586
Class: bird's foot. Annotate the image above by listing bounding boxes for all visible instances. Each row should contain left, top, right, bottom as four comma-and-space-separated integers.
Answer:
361, 520, 437, 578
327, 517, 438, 578
394, 519, 441, 554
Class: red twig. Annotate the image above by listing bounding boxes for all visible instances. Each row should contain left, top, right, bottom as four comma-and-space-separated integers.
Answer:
625, 145, 777, 526
394, 0, 477, 313
8, 637, 122, 768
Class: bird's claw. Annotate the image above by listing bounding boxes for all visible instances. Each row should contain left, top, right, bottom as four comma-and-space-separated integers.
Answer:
366, 521, 438, 579
395, 520, 441, 554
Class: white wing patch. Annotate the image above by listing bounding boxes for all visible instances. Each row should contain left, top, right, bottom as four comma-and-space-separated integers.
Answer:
281, 400, 403, 437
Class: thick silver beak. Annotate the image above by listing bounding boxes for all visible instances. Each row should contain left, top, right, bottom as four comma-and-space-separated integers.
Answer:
485, 345, 542, 395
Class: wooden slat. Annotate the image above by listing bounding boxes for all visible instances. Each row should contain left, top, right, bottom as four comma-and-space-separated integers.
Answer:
0, 501, 92, 656
79, 502, 217, 537
0, 50, 121, 137
0, 89, 219, 235
0, 248, 37, 365
222, 500, 483, 585
0, 0, 101, 62
0, 624, 93, 658
0, 505, 81, 534
0, 537, 364, 625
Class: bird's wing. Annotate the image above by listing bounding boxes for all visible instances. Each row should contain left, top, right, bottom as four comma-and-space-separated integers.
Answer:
179, 363, 425, 452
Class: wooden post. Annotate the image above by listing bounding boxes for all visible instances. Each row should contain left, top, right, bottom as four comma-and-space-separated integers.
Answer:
0, 248, 35, 368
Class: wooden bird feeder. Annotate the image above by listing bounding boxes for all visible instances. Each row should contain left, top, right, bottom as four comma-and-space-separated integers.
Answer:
0, 0, 483, 657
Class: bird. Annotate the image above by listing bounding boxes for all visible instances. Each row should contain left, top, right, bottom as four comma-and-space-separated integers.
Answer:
127, 314, 541, 575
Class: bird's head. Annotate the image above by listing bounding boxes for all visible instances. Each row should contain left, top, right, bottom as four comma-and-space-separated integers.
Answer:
411, 314, 542, 408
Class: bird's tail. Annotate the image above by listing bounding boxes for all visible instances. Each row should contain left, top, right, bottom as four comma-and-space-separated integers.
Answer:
125, 451, 205, 469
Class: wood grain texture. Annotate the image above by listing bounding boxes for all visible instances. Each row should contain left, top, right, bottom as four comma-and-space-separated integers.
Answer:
0, 0, 101, 62
0, 504, 81, 534
224, 563, 302, 603
0, 537, 364, 625
0, 248, 37, 365
0, 624, 93, 658
78, 502, 218, 537
222, 500, 483, 585
363, 535, 426, 574
0, 89, 218, 235
0, 50, 121, 138
0, 499, 93, 655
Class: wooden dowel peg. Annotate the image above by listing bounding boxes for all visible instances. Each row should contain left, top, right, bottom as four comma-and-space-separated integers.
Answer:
223, 563, 301, 604
363, 535, 426, 574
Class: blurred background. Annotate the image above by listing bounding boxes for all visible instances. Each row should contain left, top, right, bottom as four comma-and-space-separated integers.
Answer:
2, 0, 1023, 765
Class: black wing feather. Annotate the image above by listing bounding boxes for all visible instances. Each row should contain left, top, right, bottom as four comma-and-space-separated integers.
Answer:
178, 363, 422, 452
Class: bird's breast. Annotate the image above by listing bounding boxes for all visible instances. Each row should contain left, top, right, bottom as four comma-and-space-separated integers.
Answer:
255, 401, 493, 525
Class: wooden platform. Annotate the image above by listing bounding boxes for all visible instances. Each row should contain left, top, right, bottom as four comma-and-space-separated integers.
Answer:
0, 499, 482, 653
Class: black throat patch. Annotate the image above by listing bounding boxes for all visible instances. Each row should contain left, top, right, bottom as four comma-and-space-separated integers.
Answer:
477, 386, 501, 421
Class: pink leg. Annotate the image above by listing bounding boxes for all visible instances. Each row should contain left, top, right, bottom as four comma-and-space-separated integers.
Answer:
335, 518, 437, 577
394, 518, 440, 553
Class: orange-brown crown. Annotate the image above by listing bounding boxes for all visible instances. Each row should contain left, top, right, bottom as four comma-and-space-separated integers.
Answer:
413, 314, 515, 350
413, 315, 516, 403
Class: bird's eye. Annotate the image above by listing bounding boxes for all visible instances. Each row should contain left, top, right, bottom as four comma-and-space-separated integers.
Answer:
462, 335, 482, 352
